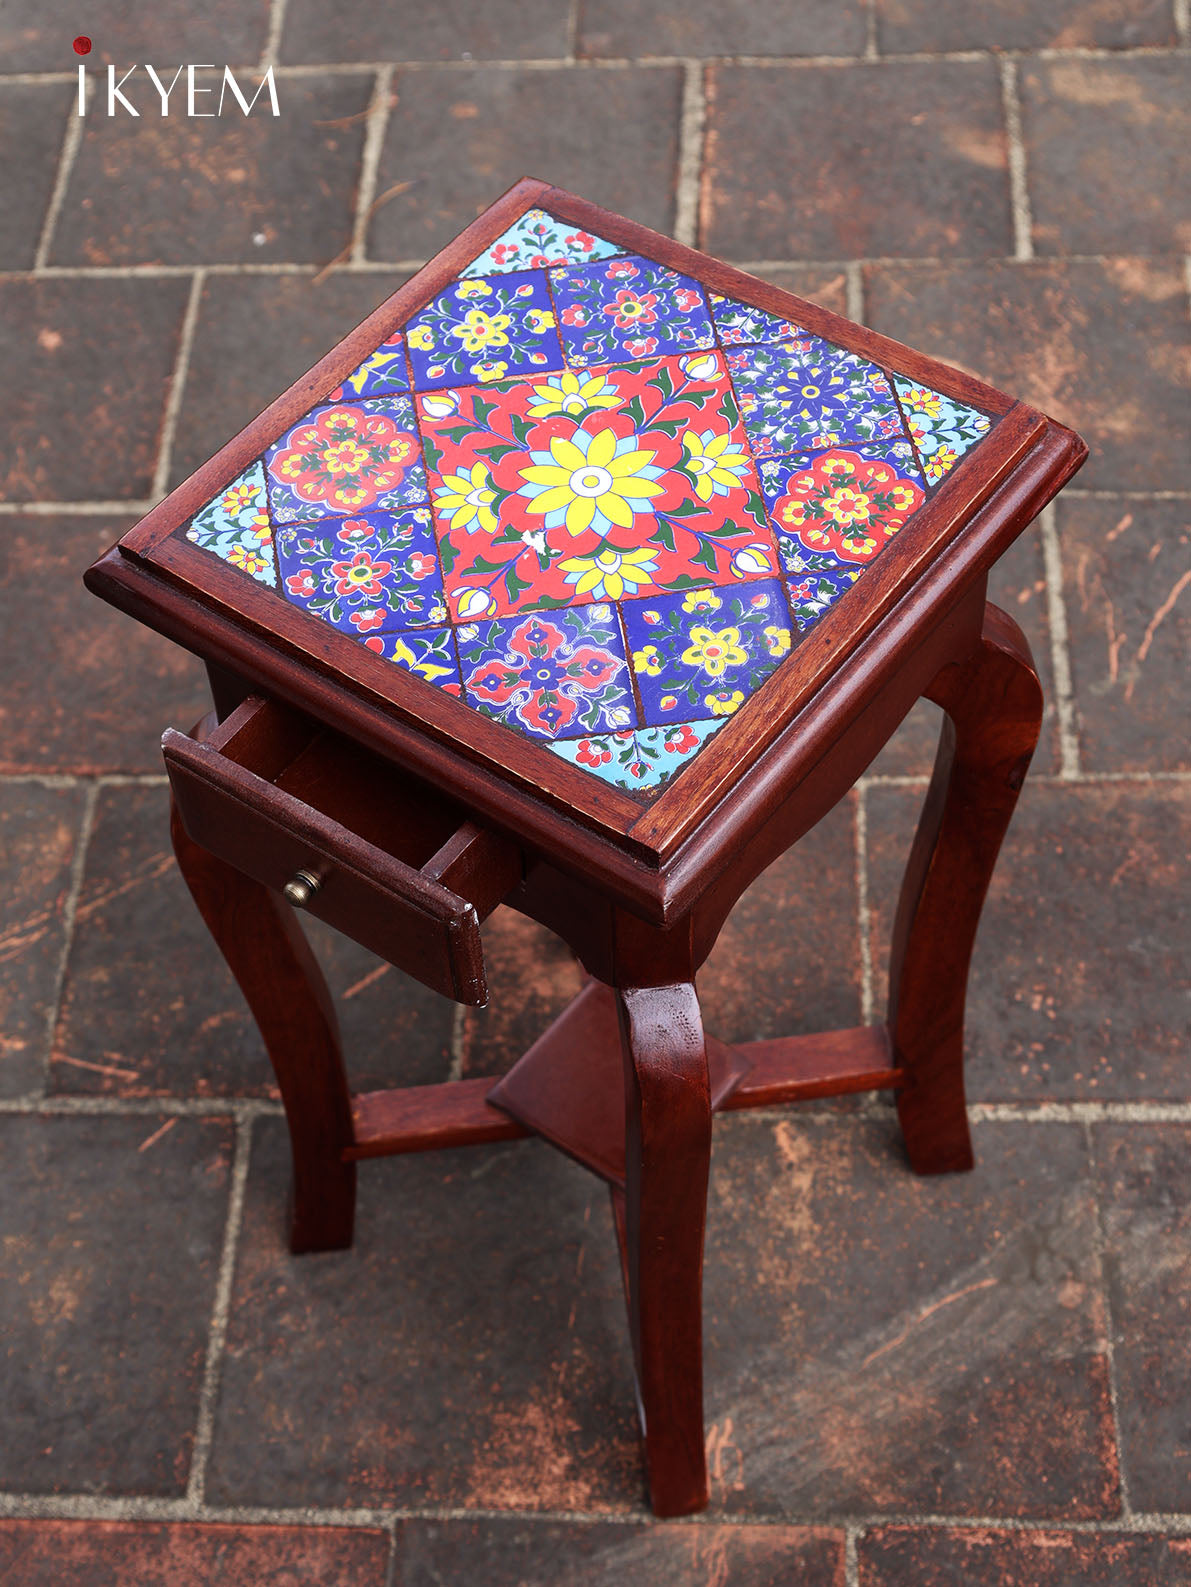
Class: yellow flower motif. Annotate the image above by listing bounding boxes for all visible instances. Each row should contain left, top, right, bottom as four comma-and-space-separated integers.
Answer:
906, 385, 943, 417
472, 359, 509, 383
525, 369, 620, 418
228, 544, 269, 575
681, 625, 747, 678
930, 443, 960, 475
681, 589, 722, 614
680, 429, 751, 502
526, 308, 556, 332
632, 644, 663, 676
763, 624, 792, 657
455, 280, 492, 299
659, 693, 678, 711
559, 545, 658, 601
822, 485, 874, 528
451, 308, 512, 353
389, 637, 455, 683
407, 325, 435, 351
433, 462, 500, 535
519, 427, 662, 537
247, 513, 271, 545
706, 690, 745, 716
221, 481, 259, 513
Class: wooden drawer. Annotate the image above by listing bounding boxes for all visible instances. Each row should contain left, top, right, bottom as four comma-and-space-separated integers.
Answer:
163, 695, 521, 1005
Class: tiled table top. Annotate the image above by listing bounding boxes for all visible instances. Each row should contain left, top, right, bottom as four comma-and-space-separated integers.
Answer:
176, 202, 994, 799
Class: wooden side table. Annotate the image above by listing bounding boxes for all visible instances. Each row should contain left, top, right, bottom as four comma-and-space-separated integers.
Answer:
85, 179, 1086, 1517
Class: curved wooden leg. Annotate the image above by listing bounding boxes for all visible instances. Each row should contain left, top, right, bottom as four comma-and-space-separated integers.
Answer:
889, 603, 1044, 1176
170, 790, 357, 1253
618, 982, 712, 1517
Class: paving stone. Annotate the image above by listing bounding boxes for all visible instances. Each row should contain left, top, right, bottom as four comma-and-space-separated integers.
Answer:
1093, 1125, 1191, 1514
702, 1116, 1115, 1517
0, 1520, 391, 1584
394, 1516, 845, 1584
868, 525, 1058, 778
876, 0, 1176, 52
282, 0, 571, 61
170, 270, 410, 486
0, 277, 190, 501
579, 0, 867, 57
0, 784, 85, 1098
0, 0, 271, 70
0, 83, 72, 269
51, 785, 455, 1098
206, 1119, 639, 1509
1058, 497, 1190, 774
0, 1112, 232, 1495
860, 1525, 1191, 1584
368, 66, 682, 260
462, 910, 586, 1080
702, 63, 1013, 261
750, 263, 850, 315
0, 516, 206, 774
1021, 58, 1191, 256
866, 782, 1191, 1100
865, 260, 1191, 492
52, 73, 373, 267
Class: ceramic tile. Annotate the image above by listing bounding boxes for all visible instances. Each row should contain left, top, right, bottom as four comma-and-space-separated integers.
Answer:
462, 208, 623, 276
275, 507, 446, 636
709, 290, 809, 347
324, 332, 410, 400
726, 336, 904, 458
456, 605, 634, 740
360, 625, 462, 695
766, 446, 927, 568
784, 552, 864, 632
418, 352, 775, 621
757, 435, 925, 502
623, 579, 793, 725
549, 718, 724, 790
551, 254, 716, 366
185, 460, 276, 586
405, 271, 563, 390
893, 376, 994, 484
265, 394, 428, 523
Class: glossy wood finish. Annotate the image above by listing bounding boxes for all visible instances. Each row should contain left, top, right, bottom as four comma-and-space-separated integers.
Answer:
889, 603, 1044, 1175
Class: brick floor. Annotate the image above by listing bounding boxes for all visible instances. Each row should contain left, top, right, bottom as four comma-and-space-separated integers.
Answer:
1, 8, 1188, 1582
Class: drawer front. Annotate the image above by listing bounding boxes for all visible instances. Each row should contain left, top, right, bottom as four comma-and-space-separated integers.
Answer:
164, 730, 487, 1004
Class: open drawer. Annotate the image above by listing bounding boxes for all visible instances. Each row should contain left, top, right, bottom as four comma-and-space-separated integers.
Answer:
163, 695, 522, 1005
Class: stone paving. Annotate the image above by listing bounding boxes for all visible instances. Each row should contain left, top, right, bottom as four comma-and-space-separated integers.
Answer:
0, 3, 1188, 1582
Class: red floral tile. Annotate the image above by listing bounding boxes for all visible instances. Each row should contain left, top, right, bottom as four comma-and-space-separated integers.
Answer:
417, 350, 777, 621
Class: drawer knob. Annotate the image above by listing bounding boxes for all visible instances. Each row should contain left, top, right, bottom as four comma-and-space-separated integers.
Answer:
283, 869, 322, 907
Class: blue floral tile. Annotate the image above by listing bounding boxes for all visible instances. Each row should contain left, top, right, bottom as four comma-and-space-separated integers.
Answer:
761, 446, 927, 569
462, 209, 623, 277
623, 580, 793, 725
757, 436, 924, 504
549, 718, 725, 791
551, 255, 715, 367
265, 394, 428, 523
405, 271, 563, 390
275, 507, 446, 637
358, 625, 462, 695
726, 337, 903, 458
783, 550, 863, 633
709, 292, 809, 348
456, 604, 635, 741
893, 377, 993, 485
325, 333, 410, 400
185, 460, 276, 586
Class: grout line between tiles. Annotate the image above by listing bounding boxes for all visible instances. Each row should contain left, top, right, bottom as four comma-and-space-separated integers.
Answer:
1038, 501, 1082, 778
998, 55, 1035, 263
185, 1113, 255, 1507
673, 61, 707, 247
39, 782, 98, 1096
1175, 0, 1190, 45
1083, 1120, 1132, 1518
352, 65, 396, 263
151, 269, 205, 501
567, 0, 582, 62
863, 0, 880, 60
446, 1003, 468, 1084
854, 784, 875, 1025
260, 0, 290, 68
844, 262, 865, 323
32, 76, 87, 270
845, 1522, 862, 1585
0, 1096, 283, 1118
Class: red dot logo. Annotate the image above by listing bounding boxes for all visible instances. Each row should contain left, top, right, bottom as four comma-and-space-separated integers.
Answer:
73, 36, 92, 55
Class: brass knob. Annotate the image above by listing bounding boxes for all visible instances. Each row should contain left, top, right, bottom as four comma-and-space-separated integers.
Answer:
283, 869, 322, 907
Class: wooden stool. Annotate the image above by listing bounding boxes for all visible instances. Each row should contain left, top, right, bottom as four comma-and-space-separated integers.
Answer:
85, 179, 1086, 1517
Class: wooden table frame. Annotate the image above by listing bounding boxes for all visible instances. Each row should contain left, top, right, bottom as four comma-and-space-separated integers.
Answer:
85, 180, 1087, 1517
